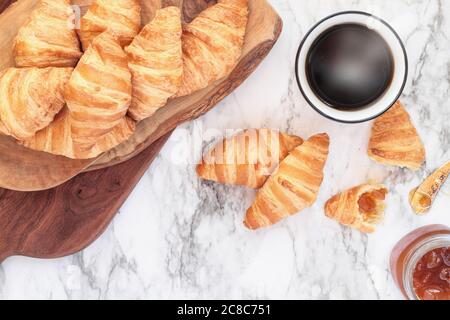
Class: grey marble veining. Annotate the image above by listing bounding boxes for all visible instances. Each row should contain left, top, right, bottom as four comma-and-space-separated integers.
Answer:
1, 0, 449, 299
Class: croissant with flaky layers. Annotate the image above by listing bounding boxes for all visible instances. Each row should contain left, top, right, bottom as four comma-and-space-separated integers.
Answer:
176, 0, 249, 97
244, 133, 330, 229
368, 101, 425, 171
22, 107, 136, 159
65, 31, 132, 151
197, 129, 304, 189
325, 183, 388, 233
6, 0, 252, 161
125, 6, 183, 121
78, 0, 141, 51
0, 67, 72, 140
13, 0, 82, 68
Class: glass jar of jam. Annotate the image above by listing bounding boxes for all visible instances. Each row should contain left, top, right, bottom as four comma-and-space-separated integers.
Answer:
390, 225, 450, 300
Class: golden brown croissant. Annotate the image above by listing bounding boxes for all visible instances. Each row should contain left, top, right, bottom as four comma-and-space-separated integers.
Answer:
13, 0, 82, 68
325, 183, 388, 233
21, 107, 74, 157
65, 31, 132, 150
368, 101, 425, 170
0, 67, 72, 140
84, 116, 135, 159
22, 107, 136, 159
409, 161, 450, 215
78, 0, 141, 51
197, 129, 304, 189
176, 0, 249, 97
125, 6, 183, 121
244, 133, 330, 229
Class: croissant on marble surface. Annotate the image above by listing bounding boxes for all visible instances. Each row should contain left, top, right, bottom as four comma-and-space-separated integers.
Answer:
13, 0, 82, 68
176, 0, 249, 97
0, 67, 72, 140
78, 0, 141, 51
325, 183, 388, 233
197, 129, 304, 189
244, 133, 330, 229
65, 31, 132, 151
125, 6, 183, 121
368, 101, 426, 171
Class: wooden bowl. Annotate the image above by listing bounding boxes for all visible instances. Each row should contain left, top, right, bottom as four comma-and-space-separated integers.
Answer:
0, 0, 282, 191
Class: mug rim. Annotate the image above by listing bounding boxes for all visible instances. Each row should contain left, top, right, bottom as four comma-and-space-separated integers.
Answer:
295, 10, 409, 124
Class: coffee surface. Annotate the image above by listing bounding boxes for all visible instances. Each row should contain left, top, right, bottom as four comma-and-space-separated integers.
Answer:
306, 23, 394, 110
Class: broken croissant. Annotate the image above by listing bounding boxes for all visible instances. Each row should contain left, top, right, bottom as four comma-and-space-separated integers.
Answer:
368, 101, 425, 170
13, 0, 82, 68
78, 0, 141, 51
197, 129, 304, 189
176, 0, 249, 97
22, 107, 136, 159
125, 6, 183, 121
245, 133, 330, 229
325, 183, 388, 233
409, 161, 450, 215
65, 32, 132, 151
0, 67, 72, 140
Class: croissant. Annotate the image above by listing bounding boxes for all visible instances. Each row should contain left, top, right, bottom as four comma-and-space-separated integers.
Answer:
13, 0, 82, 68
22, 107, 136, 159
368, 101, 425, 170
78, 0, 141, 51
125, 6, 183, 121
21, 107, 74, 157
409, 161, 450, 215
197, 129, 304, 189
0, 67, 72, 140
65, 32, 132, 150
83, 116, 135, 159
244, 133, 330, 229
325, 183, 388, 233
176, 0, 249, 97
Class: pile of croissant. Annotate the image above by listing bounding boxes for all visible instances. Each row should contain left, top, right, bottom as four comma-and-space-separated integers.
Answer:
0, 0, 249, 159
197, 101, 428, 232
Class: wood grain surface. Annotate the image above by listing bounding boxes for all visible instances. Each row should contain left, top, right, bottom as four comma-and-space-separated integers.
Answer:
0, 0, 282, 262
0, 0, 14, 12
0, 0, 282, 191
0, 132, 171, 263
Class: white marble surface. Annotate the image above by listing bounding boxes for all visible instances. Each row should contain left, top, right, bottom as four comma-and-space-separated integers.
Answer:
1, 0, 450, 300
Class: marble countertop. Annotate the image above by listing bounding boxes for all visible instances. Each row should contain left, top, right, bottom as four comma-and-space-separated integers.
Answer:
1, 0, 449, 300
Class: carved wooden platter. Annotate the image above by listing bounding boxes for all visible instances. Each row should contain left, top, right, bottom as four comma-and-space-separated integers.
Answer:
0, 0, 282, 191
0, 0, 282, 262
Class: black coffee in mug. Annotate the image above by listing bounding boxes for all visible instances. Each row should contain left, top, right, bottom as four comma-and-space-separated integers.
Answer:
306, 23, 394, 110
